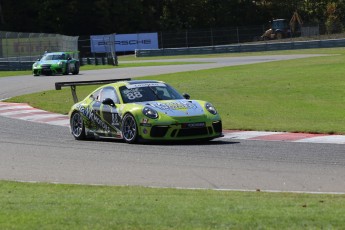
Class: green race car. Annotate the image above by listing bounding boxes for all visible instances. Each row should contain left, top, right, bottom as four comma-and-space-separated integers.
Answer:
68, 80, 222, 143
33, 51, 80, 76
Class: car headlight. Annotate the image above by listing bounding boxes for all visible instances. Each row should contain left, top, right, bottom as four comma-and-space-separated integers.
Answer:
33, 63, 38, 68
205, 102, 217, 115
143, 107, 158, 119
58, 61, 63, 67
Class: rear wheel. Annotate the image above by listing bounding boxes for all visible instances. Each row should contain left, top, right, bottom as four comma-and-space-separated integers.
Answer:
121, 114, 138, 143
71, 112, 86, 140
63, 63, 69, 75
72, 62, 80, 75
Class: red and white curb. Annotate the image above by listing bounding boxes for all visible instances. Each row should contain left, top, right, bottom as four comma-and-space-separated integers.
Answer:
0, 102, 69, 127
1, 102, 344, 144
223, 130, 345, 144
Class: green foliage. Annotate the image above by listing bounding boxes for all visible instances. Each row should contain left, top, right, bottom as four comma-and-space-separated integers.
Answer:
1, 0, 344, 35
325, 2, 344, 34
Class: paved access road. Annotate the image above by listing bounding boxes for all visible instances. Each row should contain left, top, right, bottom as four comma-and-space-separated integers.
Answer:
1, 54, 344, 193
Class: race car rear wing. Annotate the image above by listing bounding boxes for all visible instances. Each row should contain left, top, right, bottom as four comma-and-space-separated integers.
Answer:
55, 78, 131, 103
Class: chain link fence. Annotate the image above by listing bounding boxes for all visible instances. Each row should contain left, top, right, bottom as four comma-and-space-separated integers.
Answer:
157, 25, 323, 49
158, 26, 265, 48
78, 24, 323, 59
0, 31, 78, 70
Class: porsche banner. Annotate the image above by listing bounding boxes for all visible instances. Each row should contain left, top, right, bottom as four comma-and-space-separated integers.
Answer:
90, 33, 158, 53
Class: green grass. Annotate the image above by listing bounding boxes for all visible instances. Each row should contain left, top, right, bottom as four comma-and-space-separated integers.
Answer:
7, 48, 345, 134
1, 180, 344, 229
162, 54, 345, 134
0, 70, 31, 77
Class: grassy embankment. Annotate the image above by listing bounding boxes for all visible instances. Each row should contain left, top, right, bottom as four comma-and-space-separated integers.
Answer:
6, 48, 345, 134
1, 180, 344, 229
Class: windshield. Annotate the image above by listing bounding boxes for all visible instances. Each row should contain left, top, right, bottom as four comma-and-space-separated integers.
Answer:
272, 20, 288, 30
120, 83, 184, 103
41, 54, 66, 61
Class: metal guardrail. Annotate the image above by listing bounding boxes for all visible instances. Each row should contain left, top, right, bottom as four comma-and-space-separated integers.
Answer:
0, 61, 34, 71
135, 38, 345, 57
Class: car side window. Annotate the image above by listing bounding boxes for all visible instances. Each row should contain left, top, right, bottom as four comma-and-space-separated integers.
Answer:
99, 87, 119, 104
90, 89, 101, 101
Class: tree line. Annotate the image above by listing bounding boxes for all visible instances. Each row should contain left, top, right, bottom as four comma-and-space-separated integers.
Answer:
0, 0, 344, 36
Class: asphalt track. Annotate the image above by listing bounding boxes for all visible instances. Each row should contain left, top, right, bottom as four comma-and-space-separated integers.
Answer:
1, 54, 345, 194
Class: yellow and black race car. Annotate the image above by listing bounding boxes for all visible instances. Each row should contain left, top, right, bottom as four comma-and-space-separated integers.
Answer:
62, 79, 222, 144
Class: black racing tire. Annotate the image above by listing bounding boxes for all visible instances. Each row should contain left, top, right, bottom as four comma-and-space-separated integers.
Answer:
72, 62, 80, 75
70, 112, 86, 140
63, 63, 69, 75
121, 113, 138, 144
276, 32, 283, 39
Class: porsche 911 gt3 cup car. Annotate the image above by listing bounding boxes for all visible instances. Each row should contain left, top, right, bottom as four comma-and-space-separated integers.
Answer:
68, 80, 222, 143
33, 51, 80, 76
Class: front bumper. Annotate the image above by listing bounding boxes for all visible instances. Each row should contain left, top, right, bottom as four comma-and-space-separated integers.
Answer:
33, 65, 63, 76
139, 117, 222, 141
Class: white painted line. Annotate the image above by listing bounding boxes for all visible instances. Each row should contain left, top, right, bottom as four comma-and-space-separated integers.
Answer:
14, 180, 345, 195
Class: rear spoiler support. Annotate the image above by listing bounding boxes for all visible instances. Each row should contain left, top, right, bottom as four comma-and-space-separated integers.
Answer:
55, 78, 131, 103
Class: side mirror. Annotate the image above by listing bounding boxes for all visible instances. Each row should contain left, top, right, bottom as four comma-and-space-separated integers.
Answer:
67, 57, 72, 61
183, 93, 190, 99
102, 98, 116, 107
89, 94, 96, 100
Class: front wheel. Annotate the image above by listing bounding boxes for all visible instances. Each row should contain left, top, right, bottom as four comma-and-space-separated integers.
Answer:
71, 112, 86, 140
121, 114, 138, 143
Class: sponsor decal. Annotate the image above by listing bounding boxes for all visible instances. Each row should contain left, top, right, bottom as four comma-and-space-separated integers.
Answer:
114, 40, 151, 46
126, 83, 165, 89
182, 122, 206, 128
140, 118, 152, 127
77, 104, 111, 132
151, 101, 197, 111
111, 113, 120, 126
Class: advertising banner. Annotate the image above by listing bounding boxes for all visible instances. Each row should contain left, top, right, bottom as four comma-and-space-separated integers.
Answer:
90, 33, 158, 53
